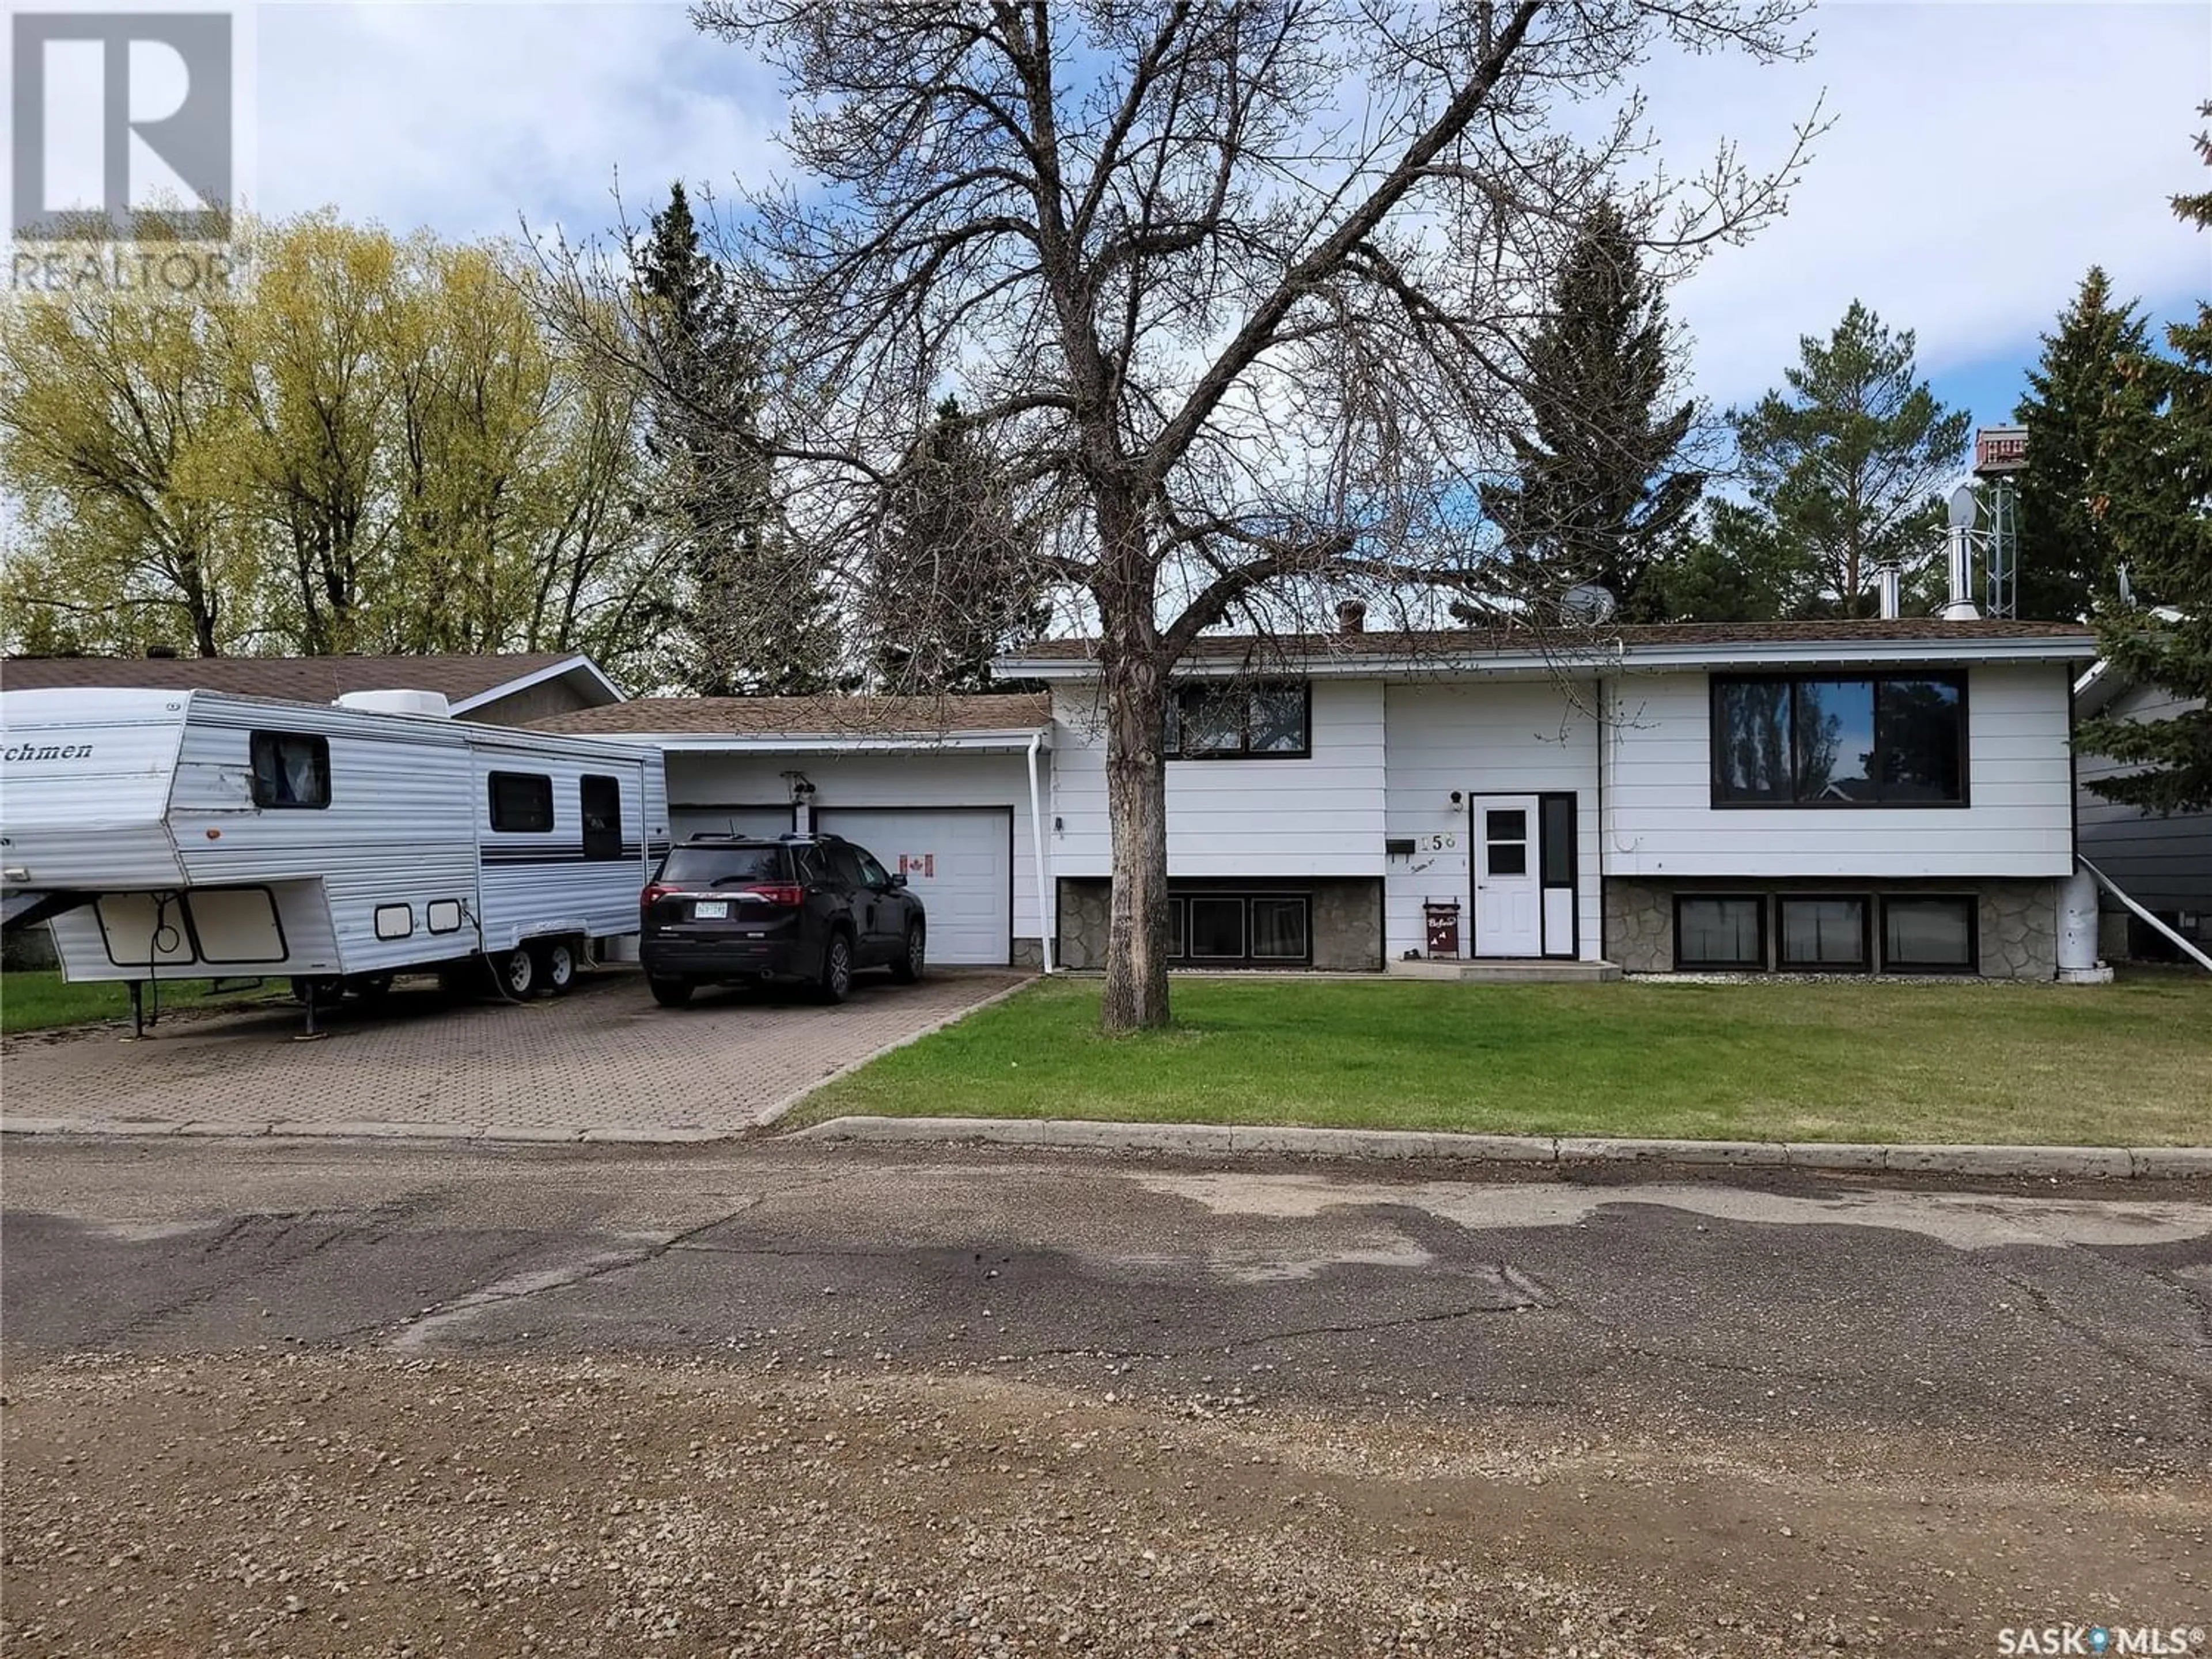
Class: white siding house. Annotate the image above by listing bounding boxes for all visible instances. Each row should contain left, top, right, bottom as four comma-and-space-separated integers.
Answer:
998, 619, 2103, 980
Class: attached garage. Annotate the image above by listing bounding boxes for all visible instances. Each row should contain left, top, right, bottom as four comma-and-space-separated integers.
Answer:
532, 695, 1055, 969
813, 806, 1014, 965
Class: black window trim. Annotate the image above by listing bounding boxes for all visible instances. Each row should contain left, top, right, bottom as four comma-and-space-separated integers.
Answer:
1672, 892, 1769, 972
248, 729, 331, 811
1165, 681, 1313, 762
1164, 889, 1314, 967
487, 769, 556, 835
1878, 893, 1980, 975
1537, 791, 1580, 961
1774, 892, 1873, 975
1708, 671, 1971, 810
580, 774, 624, 862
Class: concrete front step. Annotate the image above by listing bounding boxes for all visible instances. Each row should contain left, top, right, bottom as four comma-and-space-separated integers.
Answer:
1387, 957, 1623, 983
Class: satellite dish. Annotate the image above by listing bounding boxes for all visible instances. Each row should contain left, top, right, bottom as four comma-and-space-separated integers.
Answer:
1559, 582, 1619, 624
1947, 484, 1979, 532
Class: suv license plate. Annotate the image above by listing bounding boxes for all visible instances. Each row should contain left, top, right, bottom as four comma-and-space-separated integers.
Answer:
692, 900, 729, 920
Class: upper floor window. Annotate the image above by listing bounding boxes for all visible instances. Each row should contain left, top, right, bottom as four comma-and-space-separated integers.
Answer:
249, 731, 329, 809
1164, 683, 1310, 760
1711, 673, 1966, 808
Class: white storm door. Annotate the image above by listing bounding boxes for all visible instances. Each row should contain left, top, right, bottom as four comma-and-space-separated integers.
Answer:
1472, 796, 1543, 957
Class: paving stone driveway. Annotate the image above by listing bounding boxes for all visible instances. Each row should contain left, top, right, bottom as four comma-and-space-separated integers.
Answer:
0, 968, 1028, 1139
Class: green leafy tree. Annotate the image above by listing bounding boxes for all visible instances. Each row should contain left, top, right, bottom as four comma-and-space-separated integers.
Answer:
632, 183, 842, 694
2012, 268, 2151, 621
867, 396, 1051, 694
2078, 105, 2212, 814
1478, 201, 1702, 619
1726, 302, 1970, 616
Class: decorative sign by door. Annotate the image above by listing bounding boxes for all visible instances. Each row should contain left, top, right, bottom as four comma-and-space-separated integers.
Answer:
898, 853, 935, 879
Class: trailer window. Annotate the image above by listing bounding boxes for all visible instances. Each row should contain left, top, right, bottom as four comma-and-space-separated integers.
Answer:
488, 771, 555, 834
250, 732, 329, 809
581, 775, 623, 860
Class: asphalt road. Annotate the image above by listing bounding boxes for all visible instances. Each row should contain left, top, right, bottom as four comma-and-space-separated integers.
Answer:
3, 1139, 2209, 1656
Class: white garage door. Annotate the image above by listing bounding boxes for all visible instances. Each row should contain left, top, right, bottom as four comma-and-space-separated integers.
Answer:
816, 808, 1012, 965
670, 805, 794, 842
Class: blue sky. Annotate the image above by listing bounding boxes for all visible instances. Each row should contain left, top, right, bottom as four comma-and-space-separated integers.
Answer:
245, 0, 2207, 440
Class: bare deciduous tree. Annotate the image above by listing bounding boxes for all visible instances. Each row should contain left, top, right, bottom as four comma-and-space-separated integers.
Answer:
560, 0, 1820, 1031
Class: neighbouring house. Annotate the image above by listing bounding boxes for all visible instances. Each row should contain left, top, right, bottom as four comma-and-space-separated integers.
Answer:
532, 695, 1055, 968
0, 652, 623, 727
2073, 661, 2211, 960
996, 618, 2100, 980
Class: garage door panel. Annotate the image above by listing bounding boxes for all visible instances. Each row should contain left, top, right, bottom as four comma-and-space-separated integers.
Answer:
816, 809, 1012, 965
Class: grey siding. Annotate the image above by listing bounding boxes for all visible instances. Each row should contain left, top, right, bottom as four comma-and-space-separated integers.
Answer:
2075, 684, 2211, 916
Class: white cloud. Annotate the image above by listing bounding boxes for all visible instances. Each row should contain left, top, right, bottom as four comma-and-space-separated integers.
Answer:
237, 0, 2205, 405
1651, 2, 2212, 408
251, 0, 779, 243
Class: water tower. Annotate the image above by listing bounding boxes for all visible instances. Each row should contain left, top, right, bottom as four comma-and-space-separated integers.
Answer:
1970, 425, 2027, 618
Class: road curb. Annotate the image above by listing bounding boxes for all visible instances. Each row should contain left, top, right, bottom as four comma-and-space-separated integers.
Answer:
787, 1116, 2212, 1179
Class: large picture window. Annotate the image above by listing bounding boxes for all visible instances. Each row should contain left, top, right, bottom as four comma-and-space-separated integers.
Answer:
1712, 675, 1966, 806
1164, 683, 1310, 759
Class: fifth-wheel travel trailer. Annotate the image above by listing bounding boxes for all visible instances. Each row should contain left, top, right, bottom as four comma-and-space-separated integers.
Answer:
0, 686, 669, 1032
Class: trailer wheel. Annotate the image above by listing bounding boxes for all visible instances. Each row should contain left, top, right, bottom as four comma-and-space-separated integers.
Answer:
498, 946, 538, 999
535, 938, 577, 995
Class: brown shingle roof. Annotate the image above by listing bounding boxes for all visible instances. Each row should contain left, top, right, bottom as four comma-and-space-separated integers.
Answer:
1003, 619, 2096, 662
531, 693, 1053, 738
0, 652, 593, 704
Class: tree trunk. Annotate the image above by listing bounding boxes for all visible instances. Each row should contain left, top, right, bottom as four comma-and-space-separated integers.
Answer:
1100, 649, 1171, 1033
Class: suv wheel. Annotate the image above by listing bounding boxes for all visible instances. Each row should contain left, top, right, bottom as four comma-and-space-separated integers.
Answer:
890, 921, 926, 984
817, 930, 854, 1005
647, 975, 693, 1008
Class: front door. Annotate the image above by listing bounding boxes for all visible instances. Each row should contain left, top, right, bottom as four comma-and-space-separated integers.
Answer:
1472, 795, 1543, 957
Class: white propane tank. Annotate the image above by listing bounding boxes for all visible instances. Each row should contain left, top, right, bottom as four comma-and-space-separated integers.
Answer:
334, 689, 452, 719
2056, 868, 2113, 983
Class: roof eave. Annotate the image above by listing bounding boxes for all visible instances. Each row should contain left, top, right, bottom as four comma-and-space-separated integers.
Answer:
448, 653, 626, 714
995, 635, 2099, 679
567, 726, 1053, 752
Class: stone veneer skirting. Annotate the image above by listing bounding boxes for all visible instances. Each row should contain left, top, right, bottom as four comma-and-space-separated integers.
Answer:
1603, 877, 2062, 980
1056, 878, 1384, 972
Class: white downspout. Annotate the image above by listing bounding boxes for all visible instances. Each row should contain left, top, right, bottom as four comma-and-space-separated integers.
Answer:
2079, 857, 2212, 974
1026, 730, 1055, 974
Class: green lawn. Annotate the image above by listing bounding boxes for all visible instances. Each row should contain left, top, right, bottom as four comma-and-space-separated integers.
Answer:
0, 970, 285, 1035
796, 972, 2212, 1146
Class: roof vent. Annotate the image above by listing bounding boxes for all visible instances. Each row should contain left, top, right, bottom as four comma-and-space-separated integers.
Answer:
334, 689, 452, 719
145, 644, 179, 658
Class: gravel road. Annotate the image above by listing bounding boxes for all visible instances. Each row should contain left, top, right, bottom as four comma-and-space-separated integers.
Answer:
5, 1353, 2205, 1658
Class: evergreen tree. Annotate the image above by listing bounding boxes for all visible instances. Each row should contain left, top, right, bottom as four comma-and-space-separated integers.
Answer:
2012, 268, 2150, 620
2078, 105, 2212, 814
868, 396, 1050, 694
1726, 302, 1970, 616
632, 182, 840, 694
1478, 201, 1702, 619
1638, 503, 1806, 623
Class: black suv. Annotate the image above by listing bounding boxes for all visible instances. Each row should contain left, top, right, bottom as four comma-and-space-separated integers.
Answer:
638, 834, 927, 1007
